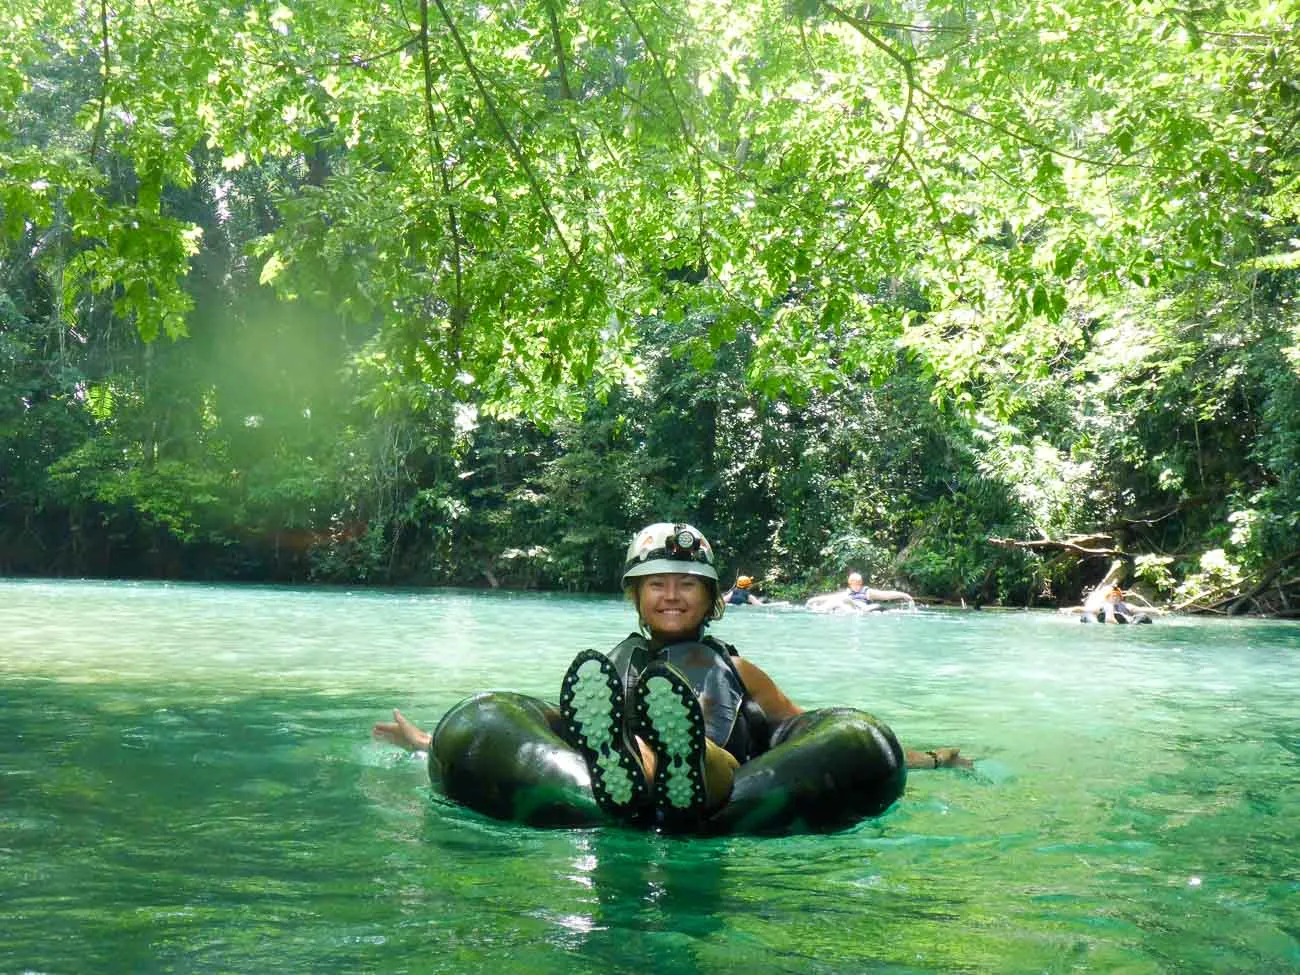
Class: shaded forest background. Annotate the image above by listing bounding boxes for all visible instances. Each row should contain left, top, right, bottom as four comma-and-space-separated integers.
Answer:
2, 0, 1297, 613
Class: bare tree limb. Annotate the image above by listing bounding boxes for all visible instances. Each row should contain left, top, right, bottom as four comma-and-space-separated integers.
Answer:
1227, 549, 1300, 616
988, 534, 1123, 557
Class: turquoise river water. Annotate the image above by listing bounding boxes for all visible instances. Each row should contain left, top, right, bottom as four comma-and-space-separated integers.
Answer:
2, 579, 1298, 973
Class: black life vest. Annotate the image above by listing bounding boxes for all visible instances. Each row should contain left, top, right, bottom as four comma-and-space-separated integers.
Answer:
606, 632, 770, 763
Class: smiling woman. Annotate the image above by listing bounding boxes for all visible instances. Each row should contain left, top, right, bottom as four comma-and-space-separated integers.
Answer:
636, 572, 713, 641
375, 522, 970, 835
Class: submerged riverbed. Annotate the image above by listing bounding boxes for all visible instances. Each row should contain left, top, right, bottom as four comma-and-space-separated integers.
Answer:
2, 579, 1298, 973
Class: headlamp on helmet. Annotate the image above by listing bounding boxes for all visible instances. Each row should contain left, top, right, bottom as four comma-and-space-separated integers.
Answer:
664, 526, 706, 562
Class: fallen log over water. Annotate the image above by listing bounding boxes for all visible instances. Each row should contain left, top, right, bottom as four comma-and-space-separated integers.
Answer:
1175, 551, 1300, 617
987, 534, 1125, 558
986, 535, 1300, 618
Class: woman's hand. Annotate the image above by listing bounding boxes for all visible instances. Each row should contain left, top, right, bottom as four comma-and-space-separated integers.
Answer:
929, 747, 972, 769
372, 709, 432, 751
906, 746, 973, 769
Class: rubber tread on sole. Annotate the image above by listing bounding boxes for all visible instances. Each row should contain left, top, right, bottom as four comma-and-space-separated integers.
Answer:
559, 649, 646, 818
634, 661, 709, 828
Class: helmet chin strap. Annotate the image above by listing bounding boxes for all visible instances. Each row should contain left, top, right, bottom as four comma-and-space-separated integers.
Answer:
632, 590, 650, 638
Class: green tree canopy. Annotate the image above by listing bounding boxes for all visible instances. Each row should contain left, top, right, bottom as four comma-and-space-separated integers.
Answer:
2, 0, 1297, 609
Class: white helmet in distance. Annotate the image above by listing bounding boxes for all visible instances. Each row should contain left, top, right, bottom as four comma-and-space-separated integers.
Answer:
620, 522, 719, 589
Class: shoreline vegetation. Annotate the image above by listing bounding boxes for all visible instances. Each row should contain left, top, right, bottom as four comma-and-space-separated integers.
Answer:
2, 0, 1296, 620
2, 554, 1296, 619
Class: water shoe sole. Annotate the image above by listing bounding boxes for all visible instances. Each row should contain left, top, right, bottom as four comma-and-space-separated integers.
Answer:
559, 649, 647, 819
634, 661, 709, 829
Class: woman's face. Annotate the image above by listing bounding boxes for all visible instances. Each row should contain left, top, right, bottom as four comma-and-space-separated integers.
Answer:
636, 573, 712, 642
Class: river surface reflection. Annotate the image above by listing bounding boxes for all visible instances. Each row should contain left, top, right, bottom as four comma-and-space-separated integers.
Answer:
2, 579, 1298, 972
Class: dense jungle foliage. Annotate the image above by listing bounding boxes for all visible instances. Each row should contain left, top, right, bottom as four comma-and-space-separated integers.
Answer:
2, 0, 1297, 613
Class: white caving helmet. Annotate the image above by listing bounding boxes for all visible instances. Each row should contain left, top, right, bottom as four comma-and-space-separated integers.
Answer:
621, 522, 725, 623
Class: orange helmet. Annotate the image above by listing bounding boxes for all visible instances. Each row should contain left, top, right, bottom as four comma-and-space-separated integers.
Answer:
736, 575, 753, 589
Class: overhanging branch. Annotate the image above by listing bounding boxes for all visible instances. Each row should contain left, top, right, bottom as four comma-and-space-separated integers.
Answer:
429, 0, 578, 266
